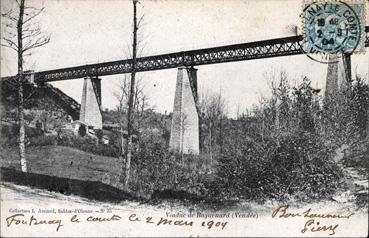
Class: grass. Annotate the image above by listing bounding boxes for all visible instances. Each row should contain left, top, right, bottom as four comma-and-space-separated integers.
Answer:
0, 145, 213, 203
0, 145, 123, 188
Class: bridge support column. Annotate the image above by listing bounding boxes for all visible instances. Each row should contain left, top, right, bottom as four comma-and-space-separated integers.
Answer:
325, 53, 351, 100
79, 76, 102, 129
169, 67, 199, 155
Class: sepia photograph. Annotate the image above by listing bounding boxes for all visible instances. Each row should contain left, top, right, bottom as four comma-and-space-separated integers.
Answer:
0, 0, 368, 237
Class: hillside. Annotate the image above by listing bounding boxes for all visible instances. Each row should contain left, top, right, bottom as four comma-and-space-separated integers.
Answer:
0, 145, 122, 188
1, 79, 80, 120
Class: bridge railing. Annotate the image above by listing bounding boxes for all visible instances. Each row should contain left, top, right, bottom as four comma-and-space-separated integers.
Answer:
2, 26, 369, 83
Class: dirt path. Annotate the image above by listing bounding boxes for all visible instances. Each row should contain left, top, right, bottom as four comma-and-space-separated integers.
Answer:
1, 182, 367, 237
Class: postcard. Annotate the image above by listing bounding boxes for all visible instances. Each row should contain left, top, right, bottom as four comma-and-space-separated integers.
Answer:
1, 0, 368, 237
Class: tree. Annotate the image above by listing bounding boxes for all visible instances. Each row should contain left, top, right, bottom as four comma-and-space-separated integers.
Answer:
350, 76, 369, 139
114, 76, 148, 133
114, 74, 148, 176
322, 75, 369, 144
292, 77, 320, 135
95, 129, 103, 143
78, 124, 86, 137
122, 0, 140, 190
271, 71, 291, 131
27, 96, 68, 133
1, 0, 50, 172
199, 92, 227, 163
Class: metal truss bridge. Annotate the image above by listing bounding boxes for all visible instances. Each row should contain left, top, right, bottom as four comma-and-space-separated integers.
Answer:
2, 26, 369, 83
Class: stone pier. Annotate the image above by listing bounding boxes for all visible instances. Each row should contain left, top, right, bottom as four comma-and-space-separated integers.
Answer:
325, 53, 351, 99
169, 67, 200, 155
79, 77, 102, 129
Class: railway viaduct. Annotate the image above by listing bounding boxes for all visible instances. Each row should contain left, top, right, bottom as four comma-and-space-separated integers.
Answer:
2, 26, 369, 154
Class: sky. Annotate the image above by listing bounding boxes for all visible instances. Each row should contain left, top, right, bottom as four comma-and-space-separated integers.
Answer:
1, 0, 368, 117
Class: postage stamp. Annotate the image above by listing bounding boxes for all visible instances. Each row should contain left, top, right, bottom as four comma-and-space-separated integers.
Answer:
303, 0, 366, 54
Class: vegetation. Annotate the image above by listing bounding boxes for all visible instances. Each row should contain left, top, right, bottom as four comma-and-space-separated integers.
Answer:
104, 73, 367, 202
0, 145, 121, 186
1, 0, 366, 208
1, 0, 50, 172
78, 124, 86, 137
1, 69, 367, 204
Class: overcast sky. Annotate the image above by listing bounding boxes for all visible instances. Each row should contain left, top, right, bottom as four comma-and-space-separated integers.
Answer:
1, 0, 368, 117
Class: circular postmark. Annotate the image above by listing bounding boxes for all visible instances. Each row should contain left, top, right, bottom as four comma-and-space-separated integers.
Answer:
302, 1, 364, 63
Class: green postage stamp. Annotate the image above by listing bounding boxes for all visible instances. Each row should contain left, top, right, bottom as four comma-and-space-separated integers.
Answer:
303, 0, 366, 54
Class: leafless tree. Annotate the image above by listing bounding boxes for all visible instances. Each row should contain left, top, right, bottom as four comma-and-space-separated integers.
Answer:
121, 0, 147, 190
199, 92, 227, 163
114, 75, 148, 133
1, 0, 50, 172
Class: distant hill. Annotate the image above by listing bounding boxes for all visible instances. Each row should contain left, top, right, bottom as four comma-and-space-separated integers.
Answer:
1, 79, 80, 120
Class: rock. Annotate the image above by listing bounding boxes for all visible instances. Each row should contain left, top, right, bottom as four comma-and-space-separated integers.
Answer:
333, 144, 349, 163
353, 180, 368, 189
332, 191, 355, 203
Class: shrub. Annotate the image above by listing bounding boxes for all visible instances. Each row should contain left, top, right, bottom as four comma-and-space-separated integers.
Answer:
26, 126, 41, 138
78, 124, 86, 137
57, 133, 119, 157
125, 136, 211, 198
215, 133, 342, 201
95, 129, 103, 142
0, 124, 18, 145
29, 134, 58, 147
204, 76, 346, 202
0, 124, 41, 145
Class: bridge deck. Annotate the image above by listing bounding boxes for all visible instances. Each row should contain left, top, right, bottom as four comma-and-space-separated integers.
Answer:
2, 26, 369, 83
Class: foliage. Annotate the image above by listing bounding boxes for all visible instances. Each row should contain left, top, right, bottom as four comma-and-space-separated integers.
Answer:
29, 134, 58, 146
322, 76, 369, 146
114, 76, 149, 133
111, 74, 367, 202
2, 68, 366, 203
0, 124, 40, 145
199, 92, 228, 161
123, 135, 210, 198
16, 128, 119, 157
213, 74, 369, 202
78, 124, 86, 137
0, 124, 19, 145
95, 129, 104, 142
57, 133, 119, 157
2, 0, 51, 172
215, 133, 342, 201
347, 77, 369, 139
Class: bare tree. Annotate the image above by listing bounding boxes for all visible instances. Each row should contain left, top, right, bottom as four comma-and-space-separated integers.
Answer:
122, 0, 141, 190
1, 0, 50, 172
114, 76, 148, 134
199, 92, 227, 163
114, 0, 147, 190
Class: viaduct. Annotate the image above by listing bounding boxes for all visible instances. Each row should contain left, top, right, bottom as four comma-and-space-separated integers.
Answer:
2, 26, 369, 155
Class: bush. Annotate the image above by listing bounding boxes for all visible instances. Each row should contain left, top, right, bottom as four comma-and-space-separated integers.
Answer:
203, 76, 348, 202
0, 124, 18, 145
78, 124, 86, 137
57, 133, 119, 157
29, 134, 58, 147
0, 124, 41, 146
95, 129, 103, 142
125, 136, 211, 198
215, 133, 342, 201
21, 130, 105, 154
